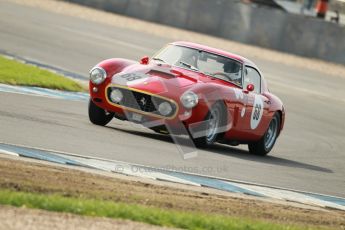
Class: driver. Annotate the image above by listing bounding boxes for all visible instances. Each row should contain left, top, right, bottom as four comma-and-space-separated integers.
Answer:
223, 61, 242, 85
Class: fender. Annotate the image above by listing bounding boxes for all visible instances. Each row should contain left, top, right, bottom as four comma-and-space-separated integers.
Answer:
95, 58, 137, 80
263, 92, 285, 132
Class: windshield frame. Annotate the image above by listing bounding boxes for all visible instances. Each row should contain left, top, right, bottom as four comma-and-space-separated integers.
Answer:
152, 44, 244, 88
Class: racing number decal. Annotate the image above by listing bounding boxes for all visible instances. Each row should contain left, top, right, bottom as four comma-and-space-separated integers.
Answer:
120, 73, 143, 81
253, 104, 262, 121
113, 72, 148, 85
250, 95, 264, 129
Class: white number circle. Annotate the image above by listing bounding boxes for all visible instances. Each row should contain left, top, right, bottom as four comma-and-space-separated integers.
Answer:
250, 95, 263, 130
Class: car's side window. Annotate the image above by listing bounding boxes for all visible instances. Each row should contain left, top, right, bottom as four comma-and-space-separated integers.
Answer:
244, 66, 261, 94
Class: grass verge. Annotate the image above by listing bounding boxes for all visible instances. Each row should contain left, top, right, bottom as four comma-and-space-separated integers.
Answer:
1, 157, 342, 229
0, 189, 309, 230
0, 55, 85, 92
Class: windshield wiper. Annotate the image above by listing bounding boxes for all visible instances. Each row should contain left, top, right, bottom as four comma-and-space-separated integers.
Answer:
152, 57, 167, 63
179, 61, 199, 71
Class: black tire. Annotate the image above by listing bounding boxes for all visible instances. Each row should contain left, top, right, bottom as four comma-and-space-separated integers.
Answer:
88, 99, 114, 126
192, 101, 227, 147
248, 113, 280, 156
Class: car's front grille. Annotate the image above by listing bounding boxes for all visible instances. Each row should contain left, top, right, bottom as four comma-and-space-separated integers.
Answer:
106, 86, 177, 118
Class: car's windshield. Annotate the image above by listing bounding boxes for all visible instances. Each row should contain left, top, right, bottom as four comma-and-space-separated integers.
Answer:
153, 45, 243, 86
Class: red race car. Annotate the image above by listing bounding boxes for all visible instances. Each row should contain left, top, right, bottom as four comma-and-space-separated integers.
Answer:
88, 41, 285, 156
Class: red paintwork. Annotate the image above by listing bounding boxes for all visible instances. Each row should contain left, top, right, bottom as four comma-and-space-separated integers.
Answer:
89, 42, 285, 143
140, 56, 149, 65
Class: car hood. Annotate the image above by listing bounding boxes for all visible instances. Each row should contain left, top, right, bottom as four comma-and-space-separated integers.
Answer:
110, 63, 203, 94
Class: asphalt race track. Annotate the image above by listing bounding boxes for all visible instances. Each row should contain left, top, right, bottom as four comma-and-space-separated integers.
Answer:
0, 1, 345, 197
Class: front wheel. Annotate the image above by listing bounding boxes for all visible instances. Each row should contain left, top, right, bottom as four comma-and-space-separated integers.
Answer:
248, 113, 280, 156
88, 99, 114, 126
192, 102, 227, 147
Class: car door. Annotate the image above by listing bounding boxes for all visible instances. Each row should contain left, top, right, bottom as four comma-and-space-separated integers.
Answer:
241, 66, 270, 135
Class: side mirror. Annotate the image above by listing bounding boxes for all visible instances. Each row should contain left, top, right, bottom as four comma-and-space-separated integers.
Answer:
243, 83, 254, 94
247, 83, 255, 92
140, 56, 149, 65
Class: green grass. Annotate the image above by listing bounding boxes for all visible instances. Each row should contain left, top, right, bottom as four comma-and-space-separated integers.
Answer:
0, 56, 86, 92
0, 189, 314, 230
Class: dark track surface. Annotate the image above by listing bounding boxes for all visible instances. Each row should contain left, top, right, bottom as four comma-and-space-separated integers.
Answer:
0, 1, 344, 197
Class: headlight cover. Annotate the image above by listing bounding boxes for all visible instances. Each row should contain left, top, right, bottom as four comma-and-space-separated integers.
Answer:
180, 91, 198, 109
110, 89, 123, 103
90, 67, 106, 85
158, 102, 173, 116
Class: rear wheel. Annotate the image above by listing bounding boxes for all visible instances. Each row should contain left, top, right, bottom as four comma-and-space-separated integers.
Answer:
192, 102, 227, 147
88, 99, 114, 126
248, 113, 280, 156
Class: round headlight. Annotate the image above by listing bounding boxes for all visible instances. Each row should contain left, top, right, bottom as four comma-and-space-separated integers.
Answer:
158, 102, 173, 116
180, 91, 198, 109
90, 67, 106, 85
110, 89, 123, 103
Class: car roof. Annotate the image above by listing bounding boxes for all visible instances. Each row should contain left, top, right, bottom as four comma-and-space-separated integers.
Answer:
171, 41, 257, 68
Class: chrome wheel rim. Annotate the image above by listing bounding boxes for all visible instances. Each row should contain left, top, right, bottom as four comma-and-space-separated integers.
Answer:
206, 108, 220, 143
264, 117, 278, 150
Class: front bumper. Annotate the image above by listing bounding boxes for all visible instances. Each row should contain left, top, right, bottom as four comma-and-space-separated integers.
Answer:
90, 82, 209, 128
